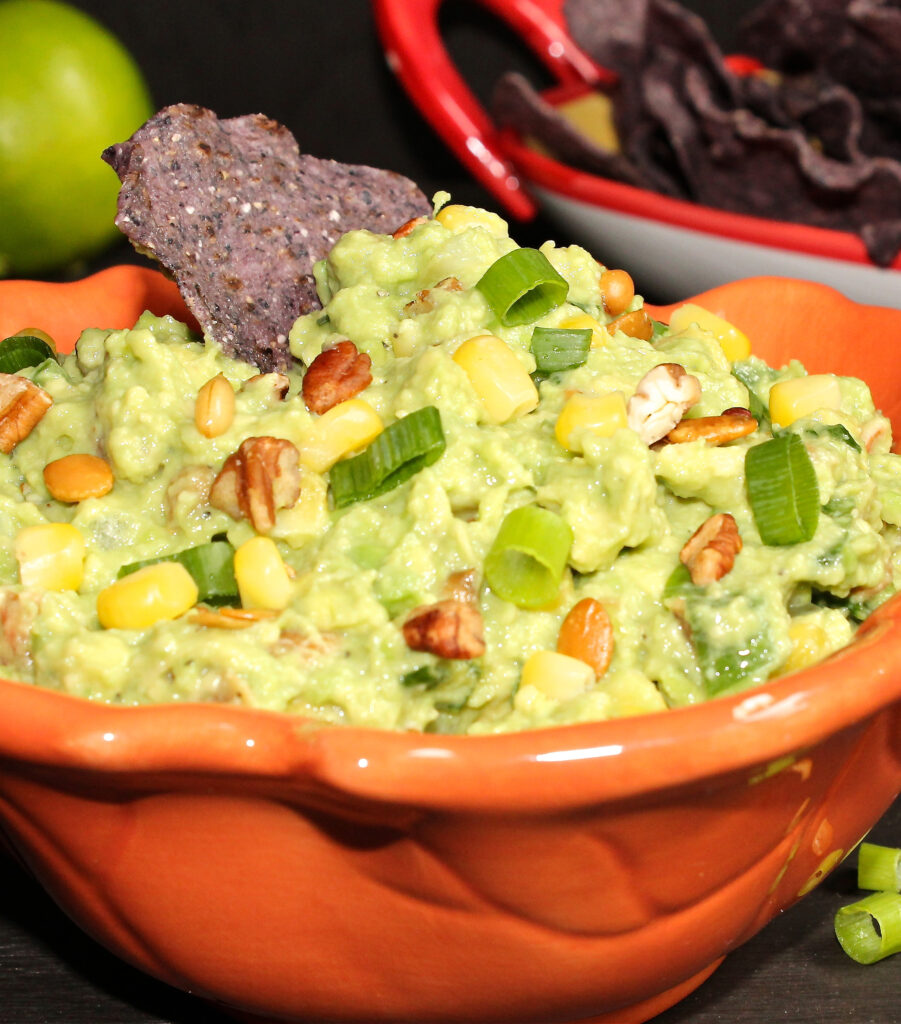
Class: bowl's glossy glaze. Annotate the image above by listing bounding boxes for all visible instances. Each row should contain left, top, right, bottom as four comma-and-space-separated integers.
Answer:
0, 269, 899, 1024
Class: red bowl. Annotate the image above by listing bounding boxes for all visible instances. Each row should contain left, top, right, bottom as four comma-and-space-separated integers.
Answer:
375, 0, 901, 307
0, 267, 899, 1023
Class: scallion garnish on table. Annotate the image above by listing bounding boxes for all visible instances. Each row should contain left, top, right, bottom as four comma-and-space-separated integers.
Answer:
530, 326, 592, 374
484, 504, 572, 609
476, 248, 569, 327
329, 405, 445, 508
858, 842, 901, 893
835, 891, 901, 964
745, 433, 819, 545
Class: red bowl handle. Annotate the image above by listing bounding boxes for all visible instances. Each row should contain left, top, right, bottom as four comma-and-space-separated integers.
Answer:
374, 0, 602, 219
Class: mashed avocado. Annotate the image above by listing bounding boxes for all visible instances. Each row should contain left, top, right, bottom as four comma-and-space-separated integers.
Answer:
1, 203, 900, 733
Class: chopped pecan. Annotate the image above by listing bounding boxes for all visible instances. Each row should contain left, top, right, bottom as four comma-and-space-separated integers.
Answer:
680, 513, 742, 585
441, 568, 479, 604
210, 436, 301, 533
627, 363, 702, 445
0, 374, 52, 453
191, 606, 278, 629
241, 372, 291, 402
301, 339, 372, 415
666, 408, 758, 445
402, 599, 485, 659
403, 276, 463, 317
393, 215, 428, 239
165, 464, 215, 524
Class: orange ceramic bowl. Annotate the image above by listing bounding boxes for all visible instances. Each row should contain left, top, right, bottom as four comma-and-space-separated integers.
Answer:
0, 268, 900, 1024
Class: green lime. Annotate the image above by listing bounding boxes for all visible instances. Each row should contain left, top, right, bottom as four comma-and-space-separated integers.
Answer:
0, 0, 153, 276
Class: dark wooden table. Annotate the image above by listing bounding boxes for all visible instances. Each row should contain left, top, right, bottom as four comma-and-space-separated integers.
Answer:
1, 797, 898, 1023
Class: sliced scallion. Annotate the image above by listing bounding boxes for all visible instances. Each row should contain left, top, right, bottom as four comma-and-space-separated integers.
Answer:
330, 405, 445, 508
835, 891, 901, 964
476, 248, 569, 327
746, 433, 819, 545
858, 843, 901, 893
484, 505, 572, 609
530, 326, 591, 374
0, 334, 58, 373
118, 540, 238, 606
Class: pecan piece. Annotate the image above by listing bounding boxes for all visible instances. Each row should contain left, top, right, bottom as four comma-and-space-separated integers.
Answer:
210, 436, 301, 533
680, 513, 742, 585
666, 408, 758, 445
403, 276, 463, 317
403, 599, 486, 659
0, 374, 52, 453
301, 340, 372, 415
393, 215, 428, 239
627, 363, 702, 445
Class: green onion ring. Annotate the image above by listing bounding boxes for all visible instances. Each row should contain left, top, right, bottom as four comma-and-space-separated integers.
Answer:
530, 326, 592, 374
476, 248, 569, 327
484, 504, 573, 609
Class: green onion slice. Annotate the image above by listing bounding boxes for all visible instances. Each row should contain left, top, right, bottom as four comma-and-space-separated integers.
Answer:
530, 327, 591, 374
746, 433, 819, 545
835, 891, 901, 964
484, 505, 572, 609
858, 843, 901, 893
0, 334, 58, 373
330, 405, 445, 508
118, 540, 238, 606
476, 248, 569, 327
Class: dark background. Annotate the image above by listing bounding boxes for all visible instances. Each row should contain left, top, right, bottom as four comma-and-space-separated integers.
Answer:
3, 2, 899, 1022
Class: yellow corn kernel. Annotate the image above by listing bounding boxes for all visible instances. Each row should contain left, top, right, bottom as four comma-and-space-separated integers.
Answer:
452, 334, 539, 423
299, 398, 383, 473
559, 312, 606, 348
768, 374, 842, 428
96, 562, 199, 630
783, 620, 830, 674
668, 303, 751, 361
520, 649, 595, 700
435, 203, 508, 237
555, 391, 628, 452
234, 536, 293, 611
15, 523, 85, 591
195, 373, 236, 438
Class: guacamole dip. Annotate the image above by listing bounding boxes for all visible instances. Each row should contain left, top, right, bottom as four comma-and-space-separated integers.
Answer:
2, 202, 900, 733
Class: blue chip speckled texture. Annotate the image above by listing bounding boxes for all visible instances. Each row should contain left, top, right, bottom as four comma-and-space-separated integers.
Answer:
103, 104, 430, 371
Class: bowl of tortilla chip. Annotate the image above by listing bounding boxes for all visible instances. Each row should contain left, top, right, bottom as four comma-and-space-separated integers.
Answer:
376, 0, 901, 307
0, 264, 899, 1024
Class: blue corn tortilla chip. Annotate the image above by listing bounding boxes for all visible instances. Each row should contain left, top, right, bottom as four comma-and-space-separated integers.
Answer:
103, 104, 431, 371
495, 0, 901, 267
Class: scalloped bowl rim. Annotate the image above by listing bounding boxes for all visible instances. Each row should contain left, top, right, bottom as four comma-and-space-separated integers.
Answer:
0, 268, 900, 816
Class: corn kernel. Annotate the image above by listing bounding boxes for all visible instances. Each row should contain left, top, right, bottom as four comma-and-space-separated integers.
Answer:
452, 334, 539, 423
668, 303, 751, 361
195, 373, 236, 438
435, 203, 508, 237
299, 398, 383, 473
234, 536, 293, 611
559, 312, 606, 348
768, 374, 842, 428
96, 562, 198, 630
555, 392, 627, 452
520, 649, 595, 700
784, 620, 830, 674
15, 523, 85, 591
